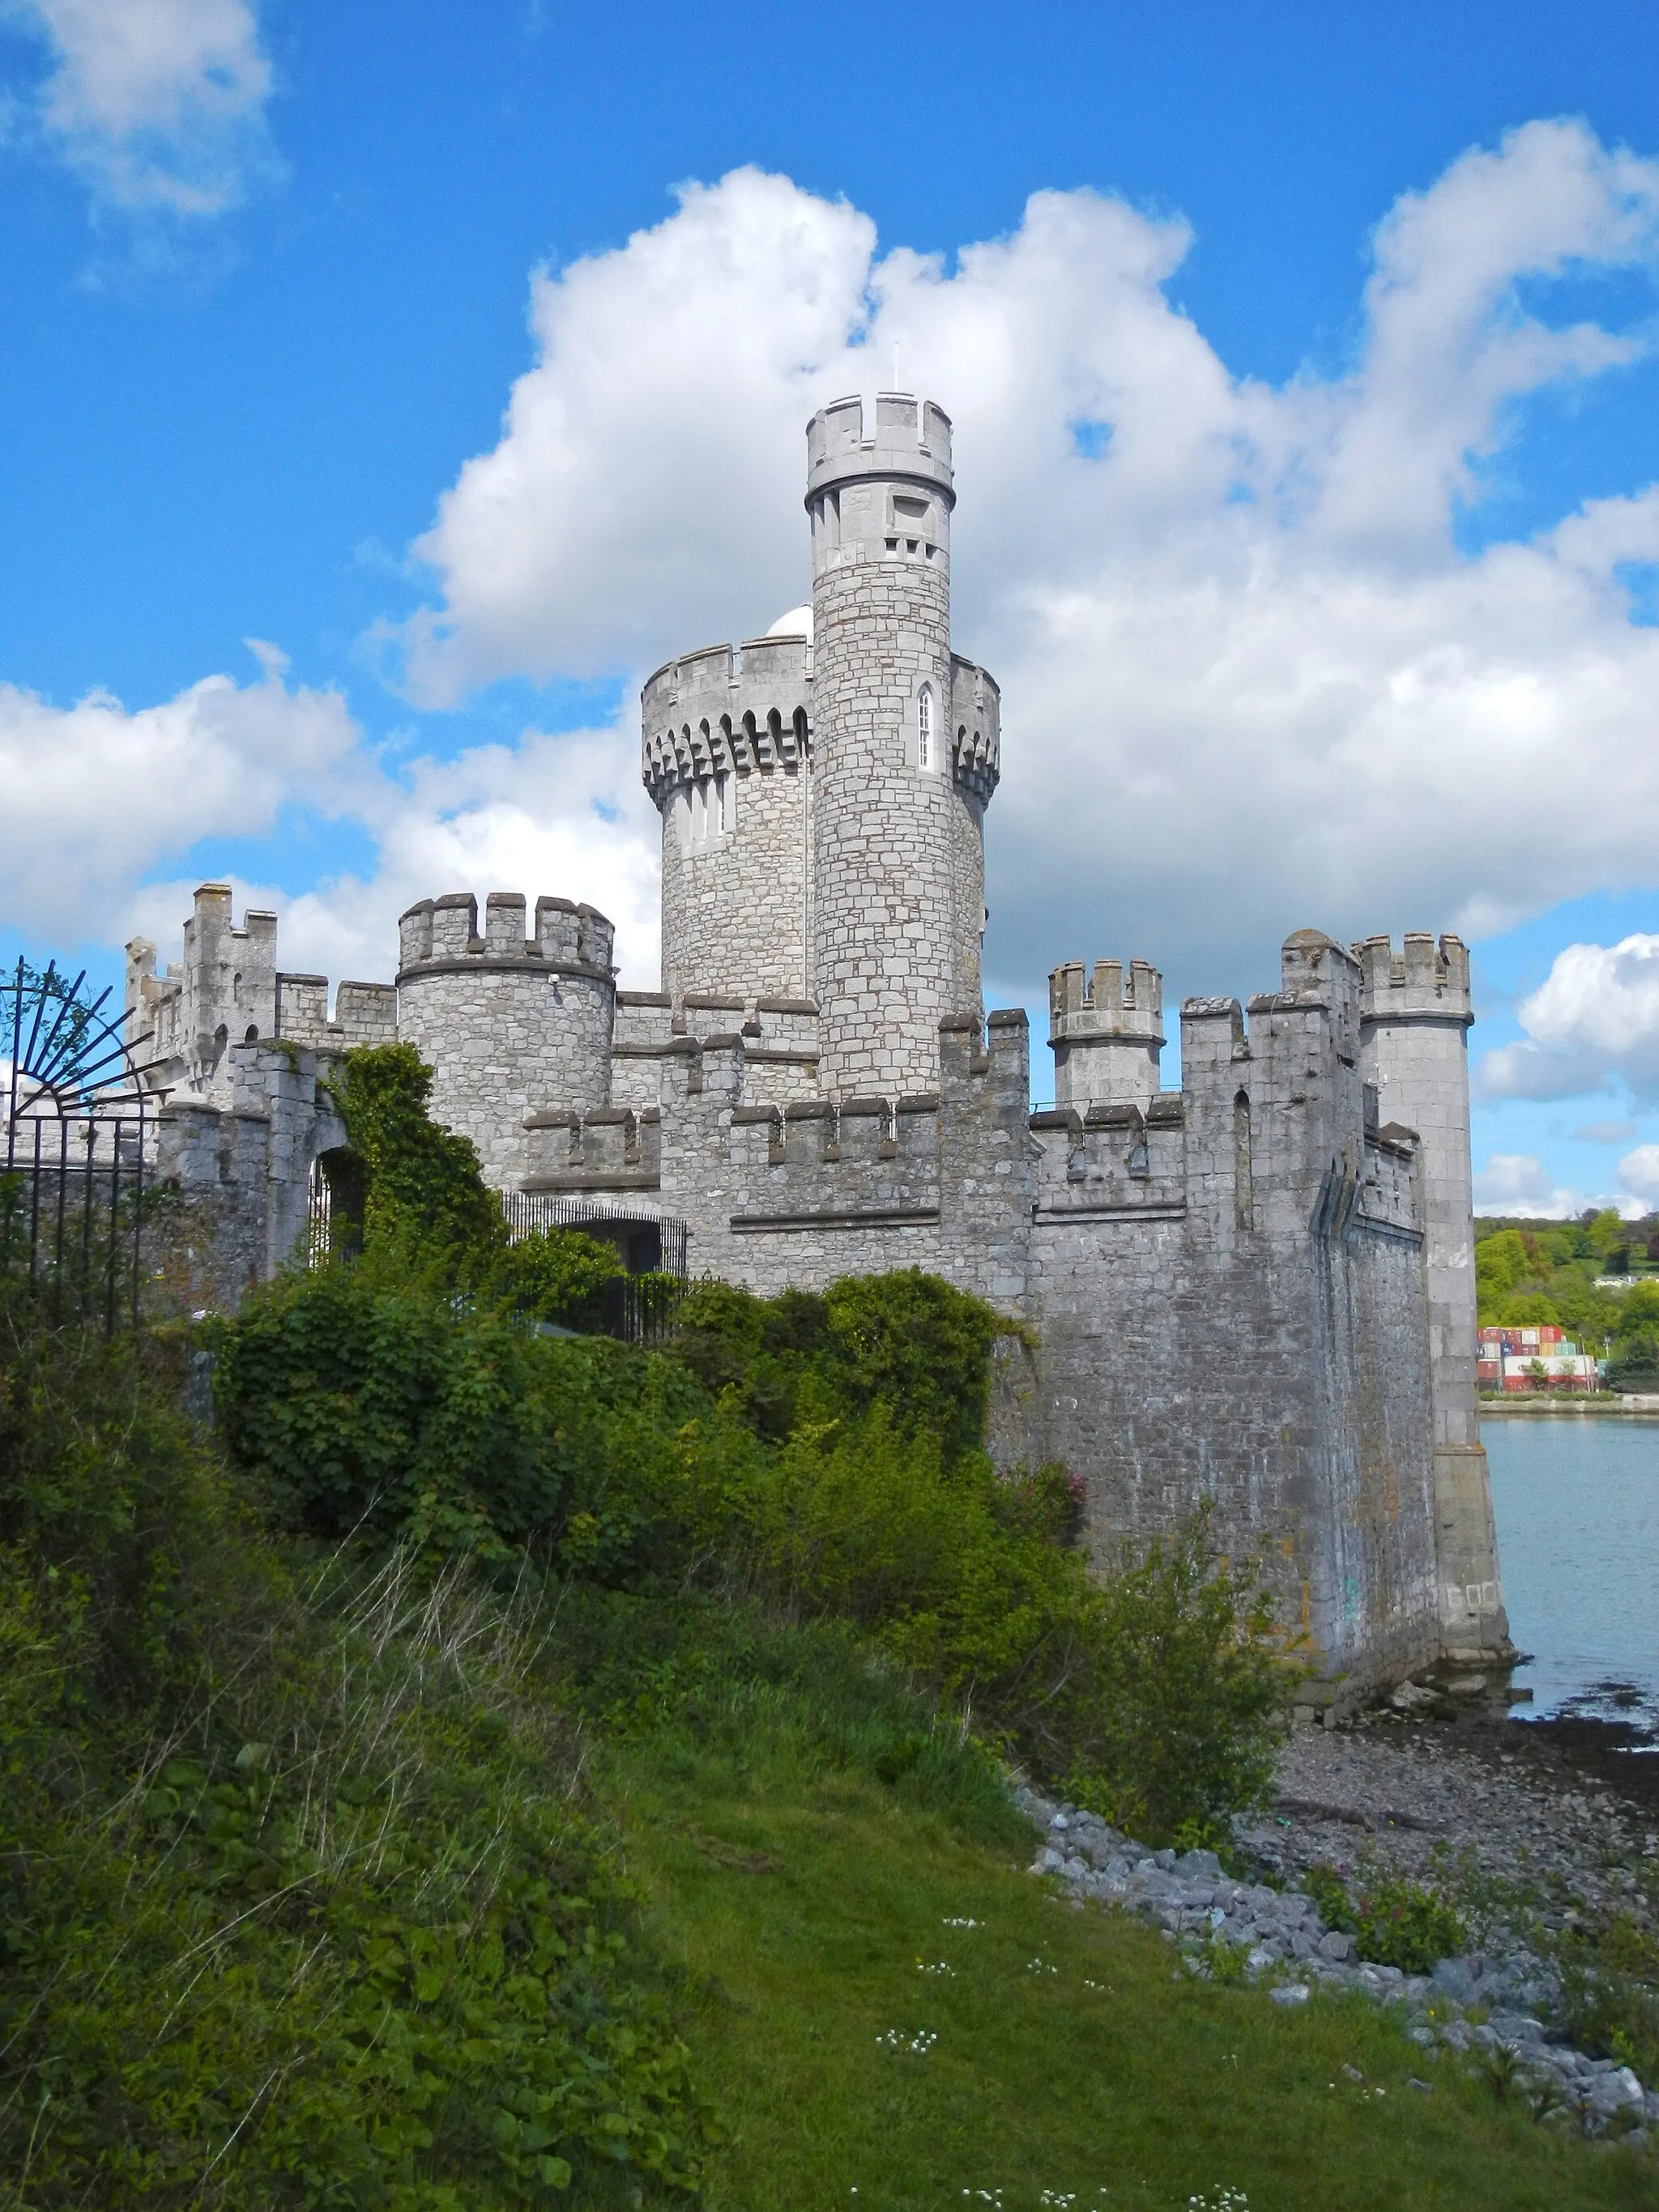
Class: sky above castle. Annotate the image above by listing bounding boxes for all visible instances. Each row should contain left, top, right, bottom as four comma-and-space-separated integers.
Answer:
5, 1, 1659, 1217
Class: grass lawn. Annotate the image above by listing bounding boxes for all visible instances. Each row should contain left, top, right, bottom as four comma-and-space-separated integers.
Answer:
599, 1729, 1654, 2212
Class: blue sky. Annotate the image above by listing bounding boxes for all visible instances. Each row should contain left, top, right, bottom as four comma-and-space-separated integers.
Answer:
6, 2, 1659, 1215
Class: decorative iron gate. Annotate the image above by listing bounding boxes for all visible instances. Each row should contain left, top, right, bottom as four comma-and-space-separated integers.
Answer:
2, 958, 158, 1331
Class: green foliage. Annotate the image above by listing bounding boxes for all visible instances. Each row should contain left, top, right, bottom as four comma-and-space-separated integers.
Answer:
485, 1224, 625, 1331
670, 1268, 1001, 1461
214, 1259, 1288, 1845
212, 1264, 567, 1553
1304, 1862, 1466, 1973
0, 1290, 714, 2206
328, 1041, 505, 1272
1061, 1517, 1287, 1847
1555, 1912, 1659, 2086
1469, 1213, 1659, 1350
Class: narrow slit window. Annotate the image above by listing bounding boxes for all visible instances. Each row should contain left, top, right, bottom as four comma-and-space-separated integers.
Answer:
918, 685, 934, 772
1235, 1091, 1254, 1230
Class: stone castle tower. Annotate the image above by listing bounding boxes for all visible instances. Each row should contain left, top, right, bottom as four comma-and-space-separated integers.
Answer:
641, 394, 1000, 1095
132, 392, 1509, 1708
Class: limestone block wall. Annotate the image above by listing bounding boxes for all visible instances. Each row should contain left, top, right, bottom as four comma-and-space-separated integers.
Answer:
396, 891, 616, 1187
151, 1040, 347, 1310
1357, 931, 1506, 1654
274, 974, 399, 1051
1011, 938, 1442, 1703
642, 637, 812, 1002
809, 394, 962, 1097
126, 883, 279, 1103
947, 656, 999, 1008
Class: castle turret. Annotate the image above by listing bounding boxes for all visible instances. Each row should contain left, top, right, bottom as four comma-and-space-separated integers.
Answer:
640, 624, 812, 1004
395, 890, 616, 1187
126, 881, 279, 1101
1356, 932, 1508, 1658
807, 393, 985, 1096
1049, 957, 1164, 1109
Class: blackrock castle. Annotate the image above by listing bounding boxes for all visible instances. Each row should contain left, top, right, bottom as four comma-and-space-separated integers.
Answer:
127, 394, 1508, 1710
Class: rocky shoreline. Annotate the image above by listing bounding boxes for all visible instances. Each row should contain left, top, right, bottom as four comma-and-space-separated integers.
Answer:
1016, 1703, 1659, 2141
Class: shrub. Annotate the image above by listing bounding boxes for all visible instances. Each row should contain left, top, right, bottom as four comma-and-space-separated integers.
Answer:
1304, 1862, 1466, 1972
213, 1264, 565, 1553
670, 1268, 1003, 1460
1, 1293, 714, 2205
485, 1222, 625, 1331
1555, 1912, 1659, 2085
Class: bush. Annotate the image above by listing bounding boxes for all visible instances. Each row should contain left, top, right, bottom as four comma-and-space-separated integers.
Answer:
1304, 1862, 1466, 1972
670, 1268, 1002, 1460
212, 1264, 566, 1553
485, 1223, 625, 1331
1555, 1912, 1659, 2085
1, 1290, 714, 2206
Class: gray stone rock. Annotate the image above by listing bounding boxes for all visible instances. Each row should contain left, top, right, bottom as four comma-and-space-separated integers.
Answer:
1586, 2067, 1644, 2116
1177, 1848, 1222, 1879
1430, 1957, 1478, 2005
1270, 1983, 1311, 2006
1319, 1930, 1354, 1963
1487, 2013, 1545, 2045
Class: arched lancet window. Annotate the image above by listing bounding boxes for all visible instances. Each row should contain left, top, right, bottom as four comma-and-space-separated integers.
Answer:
917, 684, 935, 772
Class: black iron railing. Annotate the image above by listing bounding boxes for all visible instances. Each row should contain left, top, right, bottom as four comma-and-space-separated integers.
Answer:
2, 959, 157, 1332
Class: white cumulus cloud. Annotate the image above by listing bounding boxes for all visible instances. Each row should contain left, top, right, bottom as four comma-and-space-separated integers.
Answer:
1478, 936, 1659, 1102
1472, 1150, 1641, 1221
6, 0, 275, 215
123, 710, 666, 994
392, 123, 1659, 1009
0, 646, 361, 943
1617, 1143, 1659, 1207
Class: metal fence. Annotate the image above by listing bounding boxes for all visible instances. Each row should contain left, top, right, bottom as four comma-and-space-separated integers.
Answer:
3, 958, 156, 1331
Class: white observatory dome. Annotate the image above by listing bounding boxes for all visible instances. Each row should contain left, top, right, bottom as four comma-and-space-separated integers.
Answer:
766, 603, 812, 641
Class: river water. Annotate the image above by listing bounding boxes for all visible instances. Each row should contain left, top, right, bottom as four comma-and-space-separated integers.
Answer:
1484, 1417, 1659, 1734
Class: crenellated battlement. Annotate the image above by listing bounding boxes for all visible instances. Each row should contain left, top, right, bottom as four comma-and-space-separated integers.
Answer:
805, 391, 954, 506
273, 974, 398, 1051
396, 891, 616, 979
1354, 931, 1473, 1027
1051, 956, 1165, 1110
640, 634, 812, 803
1051, 956, 1163, 1037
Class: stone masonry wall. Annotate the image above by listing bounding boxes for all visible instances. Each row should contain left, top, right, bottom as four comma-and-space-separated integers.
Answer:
659, 757, 810, 1002
643, 636, 812, 1003
1358, 933, 1506, 1653
811, 531, 959, 1096
396, 892, 616, 1189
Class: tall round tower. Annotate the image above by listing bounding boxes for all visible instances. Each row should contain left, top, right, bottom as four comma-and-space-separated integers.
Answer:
1356, 931, 1508, 1660
807, 393, 984, 1097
